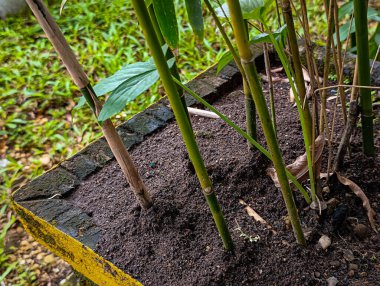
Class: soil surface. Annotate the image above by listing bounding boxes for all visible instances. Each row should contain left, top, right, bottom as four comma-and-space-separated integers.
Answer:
69, 70, 380, 286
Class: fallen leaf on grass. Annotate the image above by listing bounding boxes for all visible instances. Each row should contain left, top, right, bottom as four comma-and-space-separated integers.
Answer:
336, 173, 377, 232
239, 200, 277, 234
267, 134, 325, 188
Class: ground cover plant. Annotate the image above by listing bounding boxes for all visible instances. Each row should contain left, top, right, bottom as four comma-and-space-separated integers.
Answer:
2, 0, 380, 284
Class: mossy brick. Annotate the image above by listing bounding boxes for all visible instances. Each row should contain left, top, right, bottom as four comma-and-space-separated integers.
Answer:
116, 127, 144, 149
61, 154, 98, 180
20, 199, 101, 250
122, 112, 165, 136
78, 138, 114, 167
219, 63, 240, 81
184, 79, 217, 106
197, 68, 230, 92
13, 167, 78, 202
145, 102, 174, 122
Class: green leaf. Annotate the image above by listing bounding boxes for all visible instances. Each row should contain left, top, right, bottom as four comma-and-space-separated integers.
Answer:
216, 0, 272, 20
368, 7, 380, 22
217, 51, 235, 75
152, 0, 179, 48
338, 1, 353, 20
98, 58, 176, 121
335, 20, 356, 43
94, 61, 158, 96
185, 0, 204, 42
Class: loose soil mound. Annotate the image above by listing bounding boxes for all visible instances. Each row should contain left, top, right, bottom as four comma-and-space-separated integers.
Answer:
69, 73, 380, 286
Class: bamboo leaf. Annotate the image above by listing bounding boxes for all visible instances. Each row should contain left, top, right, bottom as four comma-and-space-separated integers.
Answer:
336, 173, 377, 232
216, 51, 235, 74
98, 58, 175, 121
152, 0, 179, 48
216, 0, 274, 20
185, 0, 204, 42
267, 134, 325, 188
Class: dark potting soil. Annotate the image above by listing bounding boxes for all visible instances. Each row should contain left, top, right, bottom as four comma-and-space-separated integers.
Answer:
68, 72, 380, 286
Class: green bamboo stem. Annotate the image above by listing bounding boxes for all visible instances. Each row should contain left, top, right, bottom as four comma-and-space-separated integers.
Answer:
147, 4, 189, 119
204, 0, 257, 144
353, 0, 375, 156
282, 0, 312, 140
261, 23, 277, 134
320, 0, 334, 133
263, 21, 317, 204
131, 0, 233, 250
226, 0, 305, 245
173, 77, 312, 204
25, 0, 153, 209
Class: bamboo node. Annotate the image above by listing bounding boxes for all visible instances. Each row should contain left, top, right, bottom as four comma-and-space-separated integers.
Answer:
202, 187, 213, 195
241, 57, 255, 64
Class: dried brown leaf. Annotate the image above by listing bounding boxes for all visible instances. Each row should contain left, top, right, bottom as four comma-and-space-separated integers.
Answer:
267, 134, 325, 188
239, 200, 277, 234
336, 173, 377, 232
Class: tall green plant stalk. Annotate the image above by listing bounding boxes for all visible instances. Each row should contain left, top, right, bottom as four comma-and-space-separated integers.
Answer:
131, 0, 233, 250
204, 0, 257, 143
353, 0, 375, 156
147, 4, 189, 119
281, 0, 312, 140
261, 23, 277, 134
226, 0, 306, 245
24, 0, 153, 209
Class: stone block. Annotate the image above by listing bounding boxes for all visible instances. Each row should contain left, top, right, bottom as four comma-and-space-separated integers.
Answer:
13, 167, 78, 202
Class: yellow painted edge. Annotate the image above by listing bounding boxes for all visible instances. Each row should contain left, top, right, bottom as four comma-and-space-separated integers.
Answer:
11, 200, 143, 286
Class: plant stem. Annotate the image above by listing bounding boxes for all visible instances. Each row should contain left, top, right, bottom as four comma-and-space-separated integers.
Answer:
262, 22, 317, 205
261, 23, 277, 134
147, 3, 189, 119
173, 77, 311, 204
353, 0, 375, 156
204, 0, 257, 144
281, 0, 312, 140
25, 0, 153, 209
226, 0, 305, 245
131, 0, 233, 250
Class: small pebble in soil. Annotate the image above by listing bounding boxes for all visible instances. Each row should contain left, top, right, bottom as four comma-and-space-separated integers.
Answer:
348, 263, 359, 271
326, 276, 339, 286
318, 235, 331, 250
343, 249, 355, 262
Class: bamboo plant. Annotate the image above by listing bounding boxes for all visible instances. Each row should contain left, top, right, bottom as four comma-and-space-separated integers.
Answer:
353, 0, 375, 156
131, 0, 233, 250
24, 0, 153, 209
225, 0, 306, 245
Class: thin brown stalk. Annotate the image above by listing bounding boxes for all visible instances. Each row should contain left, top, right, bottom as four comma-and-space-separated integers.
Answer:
25, 0, 153, 209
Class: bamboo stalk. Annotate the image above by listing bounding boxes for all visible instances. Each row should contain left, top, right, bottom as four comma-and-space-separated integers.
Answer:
25, 0, 153, 209
147, 4, 189, 120
204, 0, 257, 144
131, 0, 233, 250
226, 0, 305, 245
261, 24, 277, 134
353, 0, 375, 156
281, 0, 312, 139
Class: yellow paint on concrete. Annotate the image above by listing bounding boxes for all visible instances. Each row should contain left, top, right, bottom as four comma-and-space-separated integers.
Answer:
11, 200, 143, 286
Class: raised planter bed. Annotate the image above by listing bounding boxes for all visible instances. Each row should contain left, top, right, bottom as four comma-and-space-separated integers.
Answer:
12, 46, 380, 285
